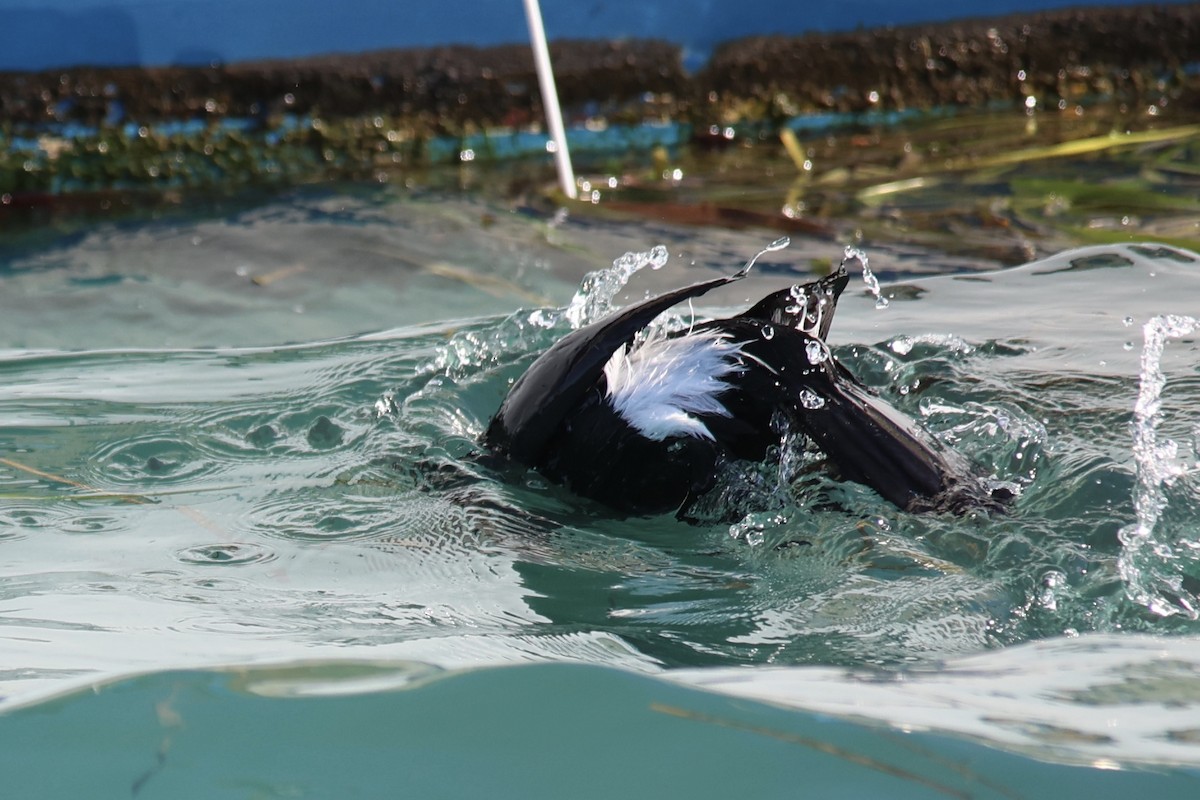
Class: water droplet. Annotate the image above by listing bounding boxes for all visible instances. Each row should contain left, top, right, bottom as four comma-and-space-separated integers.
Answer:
374, 392, 399, 418
841, 246, 889, 309
799, 389, 826, 410
761, 324, 775, 340
1123, 316, 1135, 327
738, 237, 790, 277
1037, 569, 1067, 611
805, 340, 828, 364
1123, 341, 1134, 351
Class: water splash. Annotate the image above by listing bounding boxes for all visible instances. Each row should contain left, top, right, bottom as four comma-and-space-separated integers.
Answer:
1118, 314, 1200, 618
428, 245, 674, 379
440, 238, 795, 376
425, 319, 535, 378
739, 236, 791, 276
840, 246, 889, 309
799, 389, 825, 410
563, 245, 669, 328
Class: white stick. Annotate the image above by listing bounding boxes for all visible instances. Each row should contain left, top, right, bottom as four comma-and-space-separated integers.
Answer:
522, 0, 577, 199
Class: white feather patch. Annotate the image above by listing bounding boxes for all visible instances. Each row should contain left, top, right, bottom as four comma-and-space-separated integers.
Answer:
603, 329, 746, 441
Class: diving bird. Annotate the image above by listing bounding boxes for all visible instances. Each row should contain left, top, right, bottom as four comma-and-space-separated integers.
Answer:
483, 259, 1002, 517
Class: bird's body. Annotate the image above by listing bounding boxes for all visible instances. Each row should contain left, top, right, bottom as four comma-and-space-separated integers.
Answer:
484, 263, 1000, 517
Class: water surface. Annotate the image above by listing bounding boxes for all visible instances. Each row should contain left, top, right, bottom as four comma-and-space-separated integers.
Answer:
2, 188, 1200, 796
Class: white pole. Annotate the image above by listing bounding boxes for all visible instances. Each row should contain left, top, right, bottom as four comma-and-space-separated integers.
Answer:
522, 0, 577, 199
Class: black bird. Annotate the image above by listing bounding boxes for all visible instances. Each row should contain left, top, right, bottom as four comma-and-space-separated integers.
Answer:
483, 261, 1000, 518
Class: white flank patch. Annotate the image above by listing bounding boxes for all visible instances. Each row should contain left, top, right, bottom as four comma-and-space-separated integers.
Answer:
603, 329, 746, 441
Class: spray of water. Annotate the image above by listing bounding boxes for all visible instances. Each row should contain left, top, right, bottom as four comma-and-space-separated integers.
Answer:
1118, 314, 1200, 618
429, 245, 676, 378
841, 246, 889, 309
740, 236, 791, 276
432, 238, 852, 379
561, 245, 670, 329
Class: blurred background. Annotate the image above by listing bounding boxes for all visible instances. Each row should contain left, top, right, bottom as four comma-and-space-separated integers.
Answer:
0, 0, 1165, 70
3, 0, 1198, 272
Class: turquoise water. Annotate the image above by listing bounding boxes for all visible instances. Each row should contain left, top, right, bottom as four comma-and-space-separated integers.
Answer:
2, 188, 1200, 796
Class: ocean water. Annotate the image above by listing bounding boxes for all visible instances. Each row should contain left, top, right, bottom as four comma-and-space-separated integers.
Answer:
2, 188, 1200, 797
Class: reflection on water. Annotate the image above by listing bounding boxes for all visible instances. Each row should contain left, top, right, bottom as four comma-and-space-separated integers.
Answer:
2, 191, 1200, 784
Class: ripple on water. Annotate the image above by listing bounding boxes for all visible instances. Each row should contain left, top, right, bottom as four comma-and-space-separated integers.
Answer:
0, 505, 54, 539
6, 234, 1200, 712
234, 456, 491, 547
280, 408, 369, 455
754, 570, 1007, 665
59, 513, 127, 535
194, 406, 297, 458
199, 409, 356, 465
175, 542, 277, 566
0, 500, 135, 538
87, 431, 223, 488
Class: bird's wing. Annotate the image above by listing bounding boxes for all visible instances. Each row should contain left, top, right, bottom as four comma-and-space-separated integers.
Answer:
484, 269, 748, 464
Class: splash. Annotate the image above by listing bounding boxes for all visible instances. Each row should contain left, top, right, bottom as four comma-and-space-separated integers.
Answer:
1118, 314, 1200, 618
562, 245, 670, 329
427, 245, 674, 378
428, 237, 818, 383
840, 246, 889, 309
562, 237, 790, 327
742, 236, 791, 274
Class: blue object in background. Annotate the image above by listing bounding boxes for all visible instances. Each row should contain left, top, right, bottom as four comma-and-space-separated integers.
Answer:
0, 0, 1188, 71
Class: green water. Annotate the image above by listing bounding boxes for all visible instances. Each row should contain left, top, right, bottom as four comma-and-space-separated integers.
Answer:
5, 660, 1197, 799
2, 183, 1200, 796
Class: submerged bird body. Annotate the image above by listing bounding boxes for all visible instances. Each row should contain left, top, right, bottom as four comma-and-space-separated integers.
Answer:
484, 264, 995, 517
